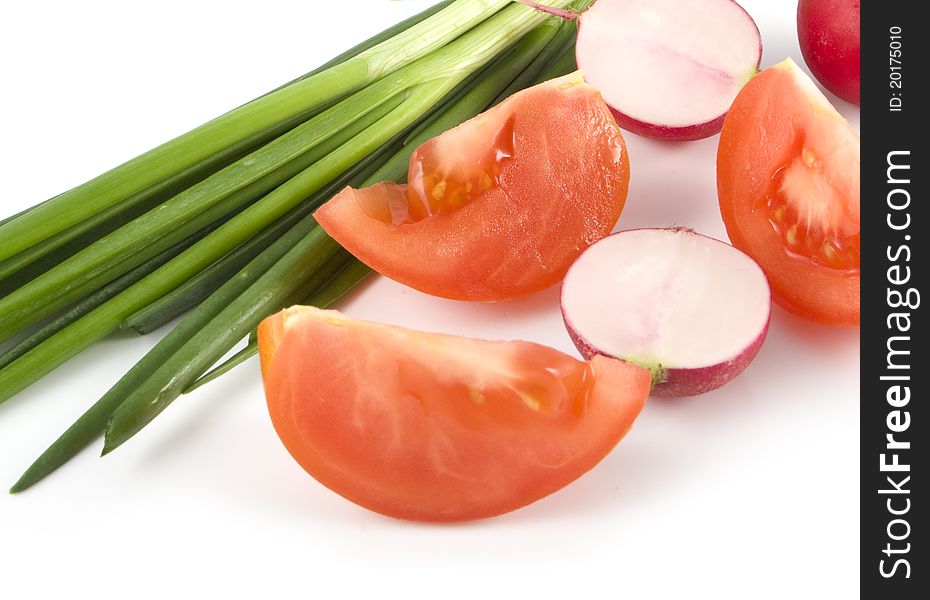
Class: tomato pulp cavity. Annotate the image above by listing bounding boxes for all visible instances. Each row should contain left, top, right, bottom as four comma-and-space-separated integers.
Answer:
315, 73, 631, 301
717, 58, 860, 326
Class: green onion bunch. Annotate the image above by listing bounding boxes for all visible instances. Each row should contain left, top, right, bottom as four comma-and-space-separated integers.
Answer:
0, 0, 587, 492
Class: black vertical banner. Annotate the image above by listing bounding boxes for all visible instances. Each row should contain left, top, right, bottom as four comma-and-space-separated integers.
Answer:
861, 2, 925, 596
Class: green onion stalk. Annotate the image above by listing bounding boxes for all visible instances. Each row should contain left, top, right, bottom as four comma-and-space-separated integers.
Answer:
0, 216, 235, 371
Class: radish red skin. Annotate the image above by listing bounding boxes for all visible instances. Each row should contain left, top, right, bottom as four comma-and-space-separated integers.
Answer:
566, 316, 769, 397
797, 0, 860, 104
605, 110, 729, 143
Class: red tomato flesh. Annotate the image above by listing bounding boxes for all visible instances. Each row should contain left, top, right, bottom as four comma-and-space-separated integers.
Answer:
717, 58, 860, 326
315, 73, 631, 301
258, 306, 650, 522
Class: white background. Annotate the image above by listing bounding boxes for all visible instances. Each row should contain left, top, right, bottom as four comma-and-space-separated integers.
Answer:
0, 1, 859, 598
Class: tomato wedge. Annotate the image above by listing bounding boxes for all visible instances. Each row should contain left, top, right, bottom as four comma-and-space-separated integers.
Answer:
315, 73, 630, 301
717, 58, 860, 326
258, 306, 650, 522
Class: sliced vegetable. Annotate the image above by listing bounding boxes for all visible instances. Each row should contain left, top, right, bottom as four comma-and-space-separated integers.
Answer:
316, 72, 630, 301
258, 306, 651, 521
522, 0, 762, 140
717, 58, 860, 326
561, 228, 770, 397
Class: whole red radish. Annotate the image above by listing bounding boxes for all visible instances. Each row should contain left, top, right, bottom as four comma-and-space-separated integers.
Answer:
519, 0, 762, 141
797, 0, 860, 104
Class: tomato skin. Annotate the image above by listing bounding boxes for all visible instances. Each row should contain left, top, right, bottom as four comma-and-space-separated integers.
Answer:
315, 74, 630, 301
259, 307, 650, 522
717, 59, 860, 327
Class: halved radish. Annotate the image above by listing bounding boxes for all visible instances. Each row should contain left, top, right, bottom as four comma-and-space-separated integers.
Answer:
561, 228, 770, 397
521, 0, 763, 140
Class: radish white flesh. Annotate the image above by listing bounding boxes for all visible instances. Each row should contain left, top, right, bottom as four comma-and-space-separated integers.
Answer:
574, 0, 762, 141
561, 228, 770, 397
